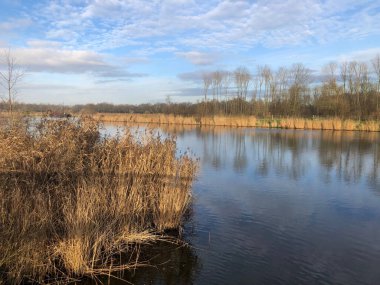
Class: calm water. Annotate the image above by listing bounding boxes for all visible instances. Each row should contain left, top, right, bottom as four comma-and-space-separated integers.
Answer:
106, 125, 380, 285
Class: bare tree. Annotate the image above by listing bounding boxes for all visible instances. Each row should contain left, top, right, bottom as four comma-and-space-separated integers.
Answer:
202, 72, 212, 102
289, 63, 310, 116
348, 61, 369, 119
234, 66, 251, 100
251, 73, 259, 101
290, 63, 310, 90
359, 62, 370, 94
276, 66, 289, 101
261, 65, 272, 104
348, 61, 355, 95
340, 61, 348, 93
371, 54, 380, 111
212, 70, 224, 100
221, 71, 232, 98
321, 61, 344, 117
322, 61, 338, 87
0, 49, 24, 115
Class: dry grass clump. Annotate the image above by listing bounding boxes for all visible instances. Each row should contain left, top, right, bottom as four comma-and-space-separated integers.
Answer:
320, 119, 333, 130
332, 119, 342, 130
292, 118, 304, 129
0, 117, 197, 284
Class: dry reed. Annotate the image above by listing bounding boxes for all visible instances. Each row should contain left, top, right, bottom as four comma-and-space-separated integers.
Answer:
0, 117, 197, 284
93, 113, 380, 132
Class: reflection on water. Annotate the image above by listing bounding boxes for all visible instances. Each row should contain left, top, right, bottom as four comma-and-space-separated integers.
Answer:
95, 240, 200, 285
106, 124, 380, 285
182, 127, 380, 190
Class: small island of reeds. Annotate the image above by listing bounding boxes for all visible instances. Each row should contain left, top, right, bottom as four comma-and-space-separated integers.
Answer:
0, 117, 197, 284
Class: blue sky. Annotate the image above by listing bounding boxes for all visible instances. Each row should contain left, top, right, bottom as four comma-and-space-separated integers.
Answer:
0, 0, 380, 105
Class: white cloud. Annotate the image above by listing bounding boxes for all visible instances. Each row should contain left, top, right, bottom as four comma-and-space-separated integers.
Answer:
170, 87, 203, 98
19, 74, 184, 105
26, 40, 62, 48
0, 18, 32, 33
176, 51, 218, 65
0, 40, 9, 47
5, 45, 145, 78
177, 71, 204, 82
334, 48, 380, 63
22, 0, 379, 56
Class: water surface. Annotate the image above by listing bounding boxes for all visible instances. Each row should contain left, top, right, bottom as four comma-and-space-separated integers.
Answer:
106, 125, 380, 285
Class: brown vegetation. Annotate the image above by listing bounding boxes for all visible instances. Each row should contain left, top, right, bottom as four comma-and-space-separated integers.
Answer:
0, 117, 197, 284
93, 113, 380, 132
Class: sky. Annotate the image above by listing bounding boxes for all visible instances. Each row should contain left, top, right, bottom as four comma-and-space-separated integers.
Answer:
0, 0, 380, 105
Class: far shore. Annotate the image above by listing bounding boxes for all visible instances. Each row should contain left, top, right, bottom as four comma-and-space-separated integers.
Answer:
92, 113, 380, 132
1, 111, 379, 132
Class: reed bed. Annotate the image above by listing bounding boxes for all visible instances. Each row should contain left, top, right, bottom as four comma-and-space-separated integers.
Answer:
94, 113, 380, 132
0, 117, 197, 284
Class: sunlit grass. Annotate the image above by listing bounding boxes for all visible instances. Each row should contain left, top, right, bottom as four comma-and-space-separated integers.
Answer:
0, 117, 197, 284
94, 113, 380, 132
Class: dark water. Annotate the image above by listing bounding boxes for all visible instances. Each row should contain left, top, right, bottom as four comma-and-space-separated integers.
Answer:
106, 125, 380, 285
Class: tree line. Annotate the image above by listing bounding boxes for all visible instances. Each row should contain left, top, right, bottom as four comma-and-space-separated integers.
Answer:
198, 56, 380, 120
1, 50, 380, 120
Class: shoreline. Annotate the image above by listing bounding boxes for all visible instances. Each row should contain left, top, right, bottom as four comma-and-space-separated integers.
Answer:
92, 113, 380, 132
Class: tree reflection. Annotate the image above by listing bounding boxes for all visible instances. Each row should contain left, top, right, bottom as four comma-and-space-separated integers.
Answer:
113, 122, 380, 190
233, 131, 248, 172
192, 127, 380, 186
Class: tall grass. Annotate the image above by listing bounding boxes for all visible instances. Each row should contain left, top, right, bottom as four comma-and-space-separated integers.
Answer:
0, 117, 197, 284
94, 113, 380, 132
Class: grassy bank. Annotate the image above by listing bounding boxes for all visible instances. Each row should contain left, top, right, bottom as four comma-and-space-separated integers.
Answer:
0, 117, 197, 284
93, 113, 380, 132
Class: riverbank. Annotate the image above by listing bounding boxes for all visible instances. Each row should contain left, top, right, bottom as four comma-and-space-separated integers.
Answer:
93, 113, 380, 132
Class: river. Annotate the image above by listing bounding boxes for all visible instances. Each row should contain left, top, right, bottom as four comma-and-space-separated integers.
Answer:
105, 124, 380, 285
